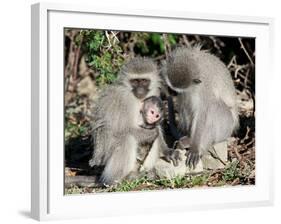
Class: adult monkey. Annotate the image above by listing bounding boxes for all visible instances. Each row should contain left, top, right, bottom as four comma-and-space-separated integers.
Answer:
65, 95, 166, 188
163, 46, 239, 169
89, 57, 177, 185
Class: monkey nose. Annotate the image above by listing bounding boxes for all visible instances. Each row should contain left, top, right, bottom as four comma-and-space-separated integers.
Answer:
147, 109, 160, 124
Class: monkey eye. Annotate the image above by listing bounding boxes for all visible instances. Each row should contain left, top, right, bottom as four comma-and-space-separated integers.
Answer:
193, 79, 202, 84
130, 79, 139, 86
141, 79, 150, 86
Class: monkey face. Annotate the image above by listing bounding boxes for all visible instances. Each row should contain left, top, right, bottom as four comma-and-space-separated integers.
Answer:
130, 78, 151, 99
166, 50, 202, 90
141, 96, 163, 126
167, 70, 191, 89
167, 65, 202, 90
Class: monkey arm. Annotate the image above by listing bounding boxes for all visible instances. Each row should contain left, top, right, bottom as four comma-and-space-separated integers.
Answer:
185, 108, 211, 169
186, 99, 236, 169
155, 127, 181, 166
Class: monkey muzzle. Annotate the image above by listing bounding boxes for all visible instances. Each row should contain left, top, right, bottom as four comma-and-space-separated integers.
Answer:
133, 87, 148, 99
146, 108, 161, 124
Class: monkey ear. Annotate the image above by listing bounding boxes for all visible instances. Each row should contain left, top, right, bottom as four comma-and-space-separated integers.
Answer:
193, 79, 202, 84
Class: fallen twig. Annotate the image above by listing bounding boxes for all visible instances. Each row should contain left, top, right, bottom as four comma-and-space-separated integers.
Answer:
239, 38, 254, 65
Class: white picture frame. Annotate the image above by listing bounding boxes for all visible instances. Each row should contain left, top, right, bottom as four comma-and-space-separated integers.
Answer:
31, 2, 274, 221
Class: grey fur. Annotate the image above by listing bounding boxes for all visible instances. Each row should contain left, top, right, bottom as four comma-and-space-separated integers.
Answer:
162, 46, 239, 168
120, 57, 158, 76
89, 58, 173, 185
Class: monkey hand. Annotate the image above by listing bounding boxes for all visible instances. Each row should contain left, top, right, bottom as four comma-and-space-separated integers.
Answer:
185, 149, 200, 169
173, 136, 191, 150
162, 149, 182, 167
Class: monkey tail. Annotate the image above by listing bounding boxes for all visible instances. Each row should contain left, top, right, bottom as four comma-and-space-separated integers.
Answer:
167, 96, 184, 140
65, 175, 99, 188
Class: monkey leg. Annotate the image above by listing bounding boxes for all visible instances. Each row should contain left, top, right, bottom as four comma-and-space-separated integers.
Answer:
89, 127, 108, 167
186, 108, 213, 169
211, 101, 235, 143
141, 137, 161, 171
99, 135, 138, 185
158, 132, 182, 167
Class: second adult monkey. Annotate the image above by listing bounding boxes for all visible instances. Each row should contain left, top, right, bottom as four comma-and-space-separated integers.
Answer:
162, 46, 239, 169
89, 58, 176, 185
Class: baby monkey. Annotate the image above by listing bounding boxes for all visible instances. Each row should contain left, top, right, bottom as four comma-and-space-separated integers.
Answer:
133, 96, 164, 176
139, 96, 164, 130
139, 96, 183, 168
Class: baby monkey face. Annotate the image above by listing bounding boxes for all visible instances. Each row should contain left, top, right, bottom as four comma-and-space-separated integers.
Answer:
141, 96, 164, 125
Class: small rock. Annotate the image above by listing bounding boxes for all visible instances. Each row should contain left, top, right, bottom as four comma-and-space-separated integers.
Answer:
154, 140, 228, 179
202, 141, 228, 169
154, 149, 203, 179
